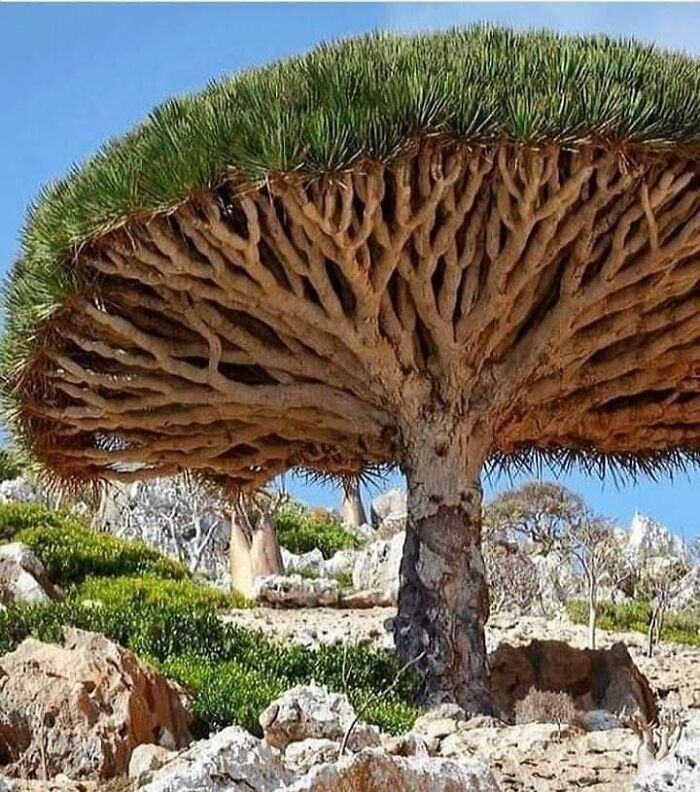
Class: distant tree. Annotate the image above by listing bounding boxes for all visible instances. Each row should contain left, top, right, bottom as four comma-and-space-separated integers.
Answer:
562, 517, 630, 649
636, 555, 689, 657
484, 482, 587, 555
230, 487, 287, 599
483, 536, 539, 614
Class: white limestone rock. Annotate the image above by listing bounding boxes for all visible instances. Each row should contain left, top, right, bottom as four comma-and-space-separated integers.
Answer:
0, 543, 62, 604
137, 725, 291, 792
352, 532, 405, 603
129, 744, 176, 779
284, 738, 339, 772
254, 575, 340, 608
260, 684, 381, 752
370, 489, 407, 529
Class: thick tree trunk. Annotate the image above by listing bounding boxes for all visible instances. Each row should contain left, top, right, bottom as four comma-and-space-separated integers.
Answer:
340, 481, 367, 528
394, 420, 495, 715
229, 508, 284, 599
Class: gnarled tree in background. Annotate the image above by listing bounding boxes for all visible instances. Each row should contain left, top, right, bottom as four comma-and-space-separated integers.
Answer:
5, 27, 700, 713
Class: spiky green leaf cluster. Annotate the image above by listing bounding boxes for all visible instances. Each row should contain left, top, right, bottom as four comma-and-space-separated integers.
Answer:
5, 25, 700, 383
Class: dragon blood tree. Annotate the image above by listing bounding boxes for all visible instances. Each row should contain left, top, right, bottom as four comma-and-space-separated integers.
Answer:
5, 26, 700, 712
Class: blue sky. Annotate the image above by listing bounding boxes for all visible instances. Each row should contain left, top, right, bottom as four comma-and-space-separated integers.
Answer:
3, 3, 700, 538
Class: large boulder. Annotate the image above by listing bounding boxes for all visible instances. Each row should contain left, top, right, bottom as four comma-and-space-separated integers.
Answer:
369, 490, 407, 530
489, 640, 657, 723
260, 685, 381, 753
0, 628, 190, 780
137, 725, 291, 792
632, 712, 700, 792
284, 749, 500, 792
669, 565, 700, 611
0, 543, 62, 605
352, 533, 405, 604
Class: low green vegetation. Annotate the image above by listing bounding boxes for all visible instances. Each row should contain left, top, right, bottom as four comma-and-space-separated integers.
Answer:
0, 501, 418, 738
566, 599, 700, 648
0, 501, 188, 585
274, 504, 363, 559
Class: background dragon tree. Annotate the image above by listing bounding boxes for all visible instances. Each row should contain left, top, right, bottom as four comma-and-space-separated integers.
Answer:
5, 26, 700, 713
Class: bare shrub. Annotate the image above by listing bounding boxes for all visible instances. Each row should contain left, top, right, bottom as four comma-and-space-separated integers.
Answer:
514, 688, 581, 739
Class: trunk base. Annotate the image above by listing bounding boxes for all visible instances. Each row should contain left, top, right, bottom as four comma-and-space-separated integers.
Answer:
394, 494, 496, 715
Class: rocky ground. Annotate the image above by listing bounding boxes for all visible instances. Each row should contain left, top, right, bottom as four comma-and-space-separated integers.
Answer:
226, 608, 700, 708
224, 607, 700, 792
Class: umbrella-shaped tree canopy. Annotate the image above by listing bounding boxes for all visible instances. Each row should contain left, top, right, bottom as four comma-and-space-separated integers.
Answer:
5, 25, 700, 711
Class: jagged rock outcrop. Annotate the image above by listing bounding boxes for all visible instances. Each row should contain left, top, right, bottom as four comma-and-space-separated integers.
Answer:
259, 685, 381, 752
489, 640, 657, 723
0, 543, 63, 605
625, 512, 688, 567
283, 749, 500, 792
0, 628, 191, 779
351, 532, 405, 604
669, 565, 700, 611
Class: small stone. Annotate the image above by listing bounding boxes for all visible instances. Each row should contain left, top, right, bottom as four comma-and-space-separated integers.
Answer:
284, 738, 339, 771
382, 733, 430, 758
128, 744, 174, 779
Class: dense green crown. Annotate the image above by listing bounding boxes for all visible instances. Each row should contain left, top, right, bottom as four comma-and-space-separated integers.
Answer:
5, 25, 700, 385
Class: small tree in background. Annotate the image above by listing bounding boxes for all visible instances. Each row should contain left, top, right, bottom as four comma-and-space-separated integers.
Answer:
485, 482, 587, 555
483, 536, 539, 614
484, 482, 588, 614
339, 480, 367, 529
562, 517, 630, 649
636, 556, 689, 657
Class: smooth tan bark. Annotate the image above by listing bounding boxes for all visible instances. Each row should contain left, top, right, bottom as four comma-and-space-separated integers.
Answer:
340, 481, 367, 528
229, 508, 284, 599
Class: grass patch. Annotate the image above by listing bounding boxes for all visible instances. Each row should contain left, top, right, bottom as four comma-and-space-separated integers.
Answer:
566, 599, 700, 647
0, 501, 188, 586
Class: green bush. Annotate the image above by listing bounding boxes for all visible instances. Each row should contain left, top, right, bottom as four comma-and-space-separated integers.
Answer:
0, 595, 419, 737
566, 599, 700, 647
0, 500, 418, 739
163, 656, 287, 736
0, 502, 188, 586
274, 505, 362, 558
77, 574, 249, 611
